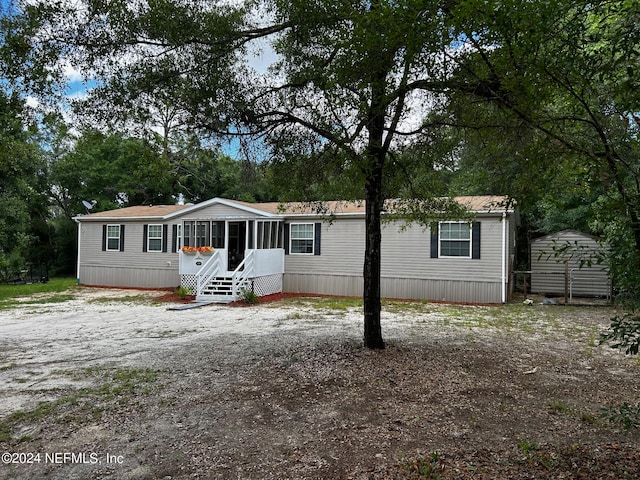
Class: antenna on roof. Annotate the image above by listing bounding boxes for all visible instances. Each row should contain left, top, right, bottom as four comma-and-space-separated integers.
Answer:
82, 200, 97, 213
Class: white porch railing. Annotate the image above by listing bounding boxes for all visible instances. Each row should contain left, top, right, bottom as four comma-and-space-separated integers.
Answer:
195, 250, 224, 298
231, 250, 255, 297
183, 248, 284, 302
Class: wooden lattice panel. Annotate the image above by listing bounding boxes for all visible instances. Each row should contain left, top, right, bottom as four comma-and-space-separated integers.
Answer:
180, 274, 198, 293
251, 274, 283, 297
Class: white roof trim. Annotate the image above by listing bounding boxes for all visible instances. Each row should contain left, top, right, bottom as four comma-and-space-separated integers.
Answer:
169, 197, 278, 219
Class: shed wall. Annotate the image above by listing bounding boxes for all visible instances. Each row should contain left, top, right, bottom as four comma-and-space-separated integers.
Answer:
530, 231, 610, 297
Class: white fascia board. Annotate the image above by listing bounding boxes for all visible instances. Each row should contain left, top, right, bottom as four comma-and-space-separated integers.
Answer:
73, 214, 169, 222
172, 197, 278, 218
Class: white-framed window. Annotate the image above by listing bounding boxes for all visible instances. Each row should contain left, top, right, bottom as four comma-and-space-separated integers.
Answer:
439, 222, 471, 258
106, 225, 121, 251
290, 223, 315, 254
147, 224, 163, 252
176, 224, 183, 250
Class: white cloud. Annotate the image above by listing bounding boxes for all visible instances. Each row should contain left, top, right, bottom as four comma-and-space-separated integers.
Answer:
62, 59, 85, 83
24, 95, 40, 108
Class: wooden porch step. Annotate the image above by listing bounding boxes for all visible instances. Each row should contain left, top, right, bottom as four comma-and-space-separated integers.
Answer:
198, 276, 237, 302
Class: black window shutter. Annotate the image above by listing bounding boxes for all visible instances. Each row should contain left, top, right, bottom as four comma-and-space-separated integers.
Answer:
102, 225, 107, 251
283, 223, 290, 255
430, 223, 439, 258
142, 224, 148, 252
162, 225, 168, 253
472, 221, 481, 259
120, 225, 125, 251
314, 222, 321, 255
171, 224, 178, 253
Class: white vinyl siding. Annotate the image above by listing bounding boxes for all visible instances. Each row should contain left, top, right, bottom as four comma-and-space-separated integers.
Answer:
290, 223, 315, 254
80, 222, 180, 288
106, 225, 121, 251
147, 224, 163, 252
284, 217, 508, 303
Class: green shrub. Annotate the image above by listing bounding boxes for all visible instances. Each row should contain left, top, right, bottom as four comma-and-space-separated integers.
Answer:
601, 402, 640, 430
240, 287, 260, 304
174, 285, 192, 299
600, 312, 640, 355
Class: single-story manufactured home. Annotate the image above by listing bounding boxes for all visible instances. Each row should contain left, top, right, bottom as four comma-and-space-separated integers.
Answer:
74, 196, 517, 304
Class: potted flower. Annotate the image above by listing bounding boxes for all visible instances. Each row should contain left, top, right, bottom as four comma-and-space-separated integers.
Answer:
181, 246, 198, 255
197, 246, 214, 256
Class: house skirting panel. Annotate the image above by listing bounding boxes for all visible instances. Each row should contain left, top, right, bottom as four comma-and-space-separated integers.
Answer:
80, 265, 180, 289
283, 273, 503, 304
180, 273, 283, 297
247, 274, 283, 297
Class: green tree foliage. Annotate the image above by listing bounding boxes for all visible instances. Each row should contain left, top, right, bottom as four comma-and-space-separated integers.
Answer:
7, 0, 637, 349
440, 1, 640, 288
246, 0, 470, 348
438, 0, 640, 354
50, 129, 173, 211
0, 0, 470, 348
0, 90, 49, 281
168, 134, 271, 203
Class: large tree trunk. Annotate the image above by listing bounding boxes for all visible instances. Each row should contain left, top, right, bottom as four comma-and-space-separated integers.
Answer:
362, 72, 386, 349
363, 163, 385, 349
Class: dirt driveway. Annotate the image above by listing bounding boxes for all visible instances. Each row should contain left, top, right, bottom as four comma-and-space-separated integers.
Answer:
1, 287, 639, 479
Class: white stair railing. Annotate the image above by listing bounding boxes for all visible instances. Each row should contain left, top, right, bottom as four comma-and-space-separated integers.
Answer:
195, 250, 223, 298
231, 250, 256, 298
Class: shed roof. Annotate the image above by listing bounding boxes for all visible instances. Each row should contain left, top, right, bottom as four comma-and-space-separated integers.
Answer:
531, 229, 601, 244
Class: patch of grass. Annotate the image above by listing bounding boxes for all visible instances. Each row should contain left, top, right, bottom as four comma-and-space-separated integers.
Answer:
517, 439, 559, 469
382, 299, 431, 313
239, 288, 260, 305
0, 277, 76, 301
0, 422, 11, 442
174, 285, 192, 299
548, 400, 572, 415
87, 294, 152, 304
399, 451, 442, 479
0, 366, 160, 443
18, 294, 76, 305
0, 278, 77, 311
518, 438, 539, 456
277, 296, 363, 311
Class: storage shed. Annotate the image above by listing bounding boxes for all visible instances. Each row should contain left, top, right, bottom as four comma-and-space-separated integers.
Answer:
530, 230, 610, 299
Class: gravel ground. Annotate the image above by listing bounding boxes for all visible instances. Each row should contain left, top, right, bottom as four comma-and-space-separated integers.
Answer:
0, 287, 639, 479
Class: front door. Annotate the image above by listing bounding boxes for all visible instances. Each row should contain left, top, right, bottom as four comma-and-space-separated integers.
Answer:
227, 221, 246, 271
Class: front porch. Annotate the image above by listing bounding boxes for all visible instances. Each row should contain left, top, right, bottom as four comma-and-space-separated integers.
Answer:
178, 218, 285, 302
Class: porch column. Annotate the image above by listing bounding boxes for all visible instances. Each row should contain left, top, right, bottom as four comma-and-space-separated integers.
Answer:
246, 220, 250, 251
253, 220, 258, 250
